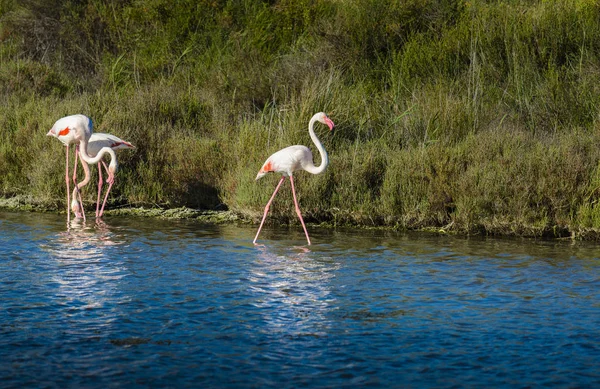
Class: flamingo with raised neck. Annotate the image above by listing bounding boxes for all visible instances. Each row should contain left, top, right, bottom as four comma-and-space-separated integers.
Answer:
254, 112, 335, 245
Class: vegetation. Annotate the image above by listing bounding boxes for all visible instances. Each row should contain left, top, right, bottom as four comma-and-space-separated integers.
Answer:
2, 0, 600, 238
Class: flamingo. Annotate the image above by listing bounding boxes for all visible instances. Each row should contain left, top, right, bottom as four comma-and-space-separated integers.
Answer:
253, 112, 335, 245
70, 133, 134, 219
47, 114, 93, 223
48, 115, 119, 221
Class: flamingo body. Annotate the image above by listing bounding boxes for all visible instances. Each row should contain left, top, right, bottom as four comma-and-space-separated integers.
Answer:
256, 145, 314, 179
47, 114, 93, 144
70, 132, 134, 218
86, 133, 134, 156
253, 112, 334, 245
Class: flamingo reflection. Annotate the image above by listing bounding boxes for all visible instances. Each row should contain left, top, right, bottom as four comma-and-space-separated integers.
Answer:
251, 244, 340, 337
43, 220, 127, 325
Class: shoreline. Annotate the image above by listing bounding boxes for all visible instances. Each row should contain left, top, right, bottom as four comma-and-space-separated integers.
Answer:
3, 196, 600, 241
0, 196, 243, 224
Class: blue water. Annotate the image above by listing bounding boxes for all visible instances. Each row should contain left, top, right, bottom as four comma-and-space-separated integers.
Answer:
0, 211, 599, 388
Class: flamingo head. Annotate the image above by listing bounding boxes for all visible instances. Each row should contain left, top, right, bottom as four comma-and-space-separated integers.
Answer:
71, 198, 83, 219
107, 162, 117, 184
315, 112, 335, 132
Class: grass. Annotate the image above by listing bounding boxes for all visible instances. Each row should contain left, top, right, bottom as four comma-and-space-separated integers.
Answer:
2, 0, 600, 238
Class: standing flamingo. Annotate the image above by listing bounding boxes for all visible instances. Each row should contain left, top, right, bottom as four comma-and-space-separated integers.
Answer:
47, 114, 93, 223
253, 112, 335, 245
48, 114, 119, 221
70, 133, 134, 219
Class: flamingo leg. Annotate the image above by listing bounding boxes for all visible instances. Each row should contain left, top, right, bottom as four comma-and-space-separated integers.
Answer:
98, 161, 113, 218
289, 175, 311, 245
96, 163, 104, 218
65, 145, 70, 225
73, 146, 86, 222
253, 176, 285, 244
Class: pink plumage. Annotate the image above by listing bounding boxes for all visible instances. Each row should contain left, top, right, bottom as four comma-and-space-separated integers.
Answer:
254, 112, 335, 245
48, 114, 133, 222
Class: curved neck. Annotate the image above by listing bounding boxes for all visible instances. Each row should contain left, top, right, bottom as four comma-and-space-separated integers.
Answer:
304, 116, 329, 175
78, 138, 117, 171
76, 154, 92, 191
71, 152, 91, 213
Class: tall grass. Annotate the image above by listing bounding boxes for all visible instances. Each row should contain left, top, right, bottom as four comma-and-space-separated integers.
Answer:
2, 0, 600, 237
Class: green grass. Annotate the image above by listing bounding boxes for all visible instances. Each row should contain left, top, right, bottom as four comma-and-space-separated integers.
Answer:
2, 0, 600, 238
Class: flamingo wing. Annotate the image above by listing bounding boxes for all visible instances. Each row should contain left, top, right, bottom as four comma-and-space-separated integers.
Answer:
86, 133, 134, 157
255, 145, 311, 180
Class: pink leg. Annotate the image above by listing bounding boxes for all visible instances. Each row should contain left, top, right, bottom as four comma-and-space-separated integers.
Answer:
98, 161, 113, 218
73, 146, 86, 222
289, 175, 311, 245
253, 176, 285, 244
65, 145, 70, 224
96, 163, 104, 218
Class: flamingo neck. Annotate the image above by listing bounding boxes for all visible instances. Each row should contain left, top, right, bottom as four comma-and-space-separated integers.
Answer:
76, 153, 92, 190
304, 115, 329, 175
70, 150, 92, 215
78, 137, 118, 172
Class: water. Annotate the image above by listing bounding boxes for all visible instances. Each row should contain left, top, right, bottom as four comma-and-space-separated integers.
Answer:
0, 210, 599, 388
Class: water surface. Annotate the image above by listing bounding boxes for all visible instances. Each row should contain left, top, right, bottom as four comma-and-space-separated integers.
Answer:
0, 211, 599, 388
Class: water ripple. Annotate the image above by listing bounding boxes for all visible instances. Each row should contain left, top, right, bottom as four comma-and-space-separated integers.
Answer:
0, 212, 599, 388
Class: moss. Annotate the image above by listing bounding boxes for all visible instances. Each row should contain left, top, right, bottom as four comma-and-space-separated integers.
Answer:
104, 207, 241, 224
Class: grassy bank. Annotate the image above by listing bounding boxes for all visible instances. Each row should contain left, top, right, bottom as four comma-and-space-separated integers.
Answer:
2, 0, 600, 238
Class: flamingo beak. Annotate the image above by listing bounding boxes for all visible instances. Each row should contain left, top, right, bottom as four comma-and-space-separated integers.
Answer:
46, 129, 54, 137
325, 117, 335, 132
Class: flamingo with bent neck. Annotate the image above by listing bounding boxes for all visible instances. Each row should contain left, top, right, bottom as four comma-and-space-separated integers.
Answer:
253, 112, 335, 245
48, 114, 119, 221
70, 132, 134, 219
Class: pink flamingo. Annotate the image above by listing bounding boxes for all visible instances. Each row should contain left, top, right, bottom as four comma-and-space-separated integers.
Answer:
70, 133, 134, 219
254, 112, 335, 245
47, 114, 93, 223
48, 115, 119, 221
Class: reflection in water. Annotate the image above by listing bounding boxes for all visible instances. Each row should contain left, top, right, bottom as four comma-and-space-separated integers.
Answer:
251, 244, 340, 338
42, 219, 128, 325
